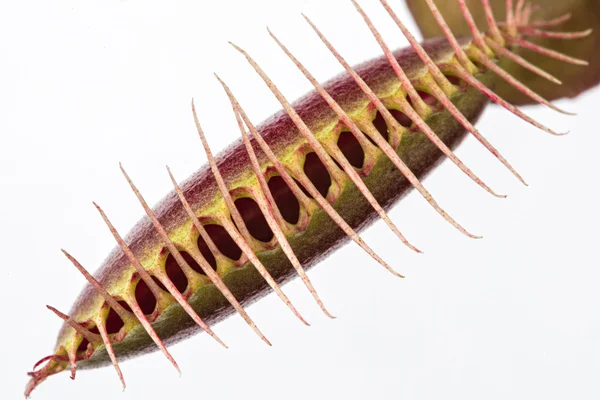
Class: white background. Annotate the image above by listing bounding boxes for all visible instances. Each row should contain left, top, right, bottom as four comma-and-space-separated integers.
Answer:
1, 0, 598, 399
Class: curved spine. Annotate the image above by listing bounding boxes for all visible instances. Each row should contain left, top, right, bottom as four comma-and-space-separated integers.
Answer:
166, 166, 272, 346
119, 164, 229, 348
216, 75, 401, 279
303, 13, 505, 199
230, 41, 417, 269
94, 203, 181, 375
191, 101, 309, 325
226, 92, 336, 319
352, 0, 526, 185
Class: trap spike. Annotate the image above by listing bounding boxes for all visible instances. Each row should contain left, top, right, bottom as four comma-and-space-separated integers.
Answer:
519, 27, 593, 40
515, 0, 525, 22
227, 98, 336, 319
349, 1, 524, 185
379, 0, 455, 94
167, 166, 272, 346
45, 307, 89, 380
523, 4, 538, 26
456, 0, 489, 53
46, 306, 98, 344
480, 0, 505, 45
189, 107, 255, 246
191, 101, 309, 326
194, 226, 221, 258
165, 184, 222, 258
66, 346, 77, 380
218, 215, 311, 326
61, 249, 131, 321
119, 164, 229, 348
26, 350, 70, 397
484, 37, 562, 85
25, 373, 45, 398
528, 12, 572, 28
426, 81, 527, 185
468, 47, 576, 115
505, 35, 590, 66
231, 38, 419, 261
286, 15, 490, 230
94, 201, 165, 302
216, 74, 405, 277
303, 13, 506, 199
129, 299, 181, 376
93, 202, 181, 375
269, 24, 421, 252
96, 318, 126, 391
32, 355, 65, 371
451, 62, 567, 136
422, 0, 477, 72
351, 0, 428, 115
267, 28, 484, 237
506, 0, 517, 36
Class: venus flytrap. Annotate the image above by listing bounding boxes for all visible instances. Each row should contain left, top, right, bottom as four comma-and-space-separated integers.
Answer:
25, 0, 597, 397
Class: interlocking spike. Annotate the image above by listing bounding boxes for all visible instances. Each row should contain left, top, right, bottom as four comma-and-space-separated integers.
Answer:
379, 0, 456, 95
66, 346, 77, 380
230, 39, 421, 259
32, 355, 66, 371
96, 316, 126, 391
432, 78, 528, 184
457, 0, 490, 53
505, 35, 590, 66
354, 1, 430, 114
528, 12, 572, 28
501, 3, 570, 29
460, 2, 562, 85
166, 166, 272, 346
422, 0, 478, 71
119, 163, 229, 348
61, 250, 131, 321
46, 306, 98, 344
45, 305, 99, 380
480, 0, 505, 45
303, 13, 505, 199
61, 249, 128, 389
450, 62, 567, 136
506, 0, 517, 36
267, 26, 485, 238
93, 202, 181, 375
216, 74, 404, 277
515, 0, 526, 25
519, 26, 593, 40
191, 100, 309, 326
425, 0, 575, 116
468, 46, 576, 115
225, 94, 335, 319
270, 22, 427, 248
351, 0, 526, 186
484, 38, 562, 85
518, 2, 534, 27
95, 201, 165, 301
